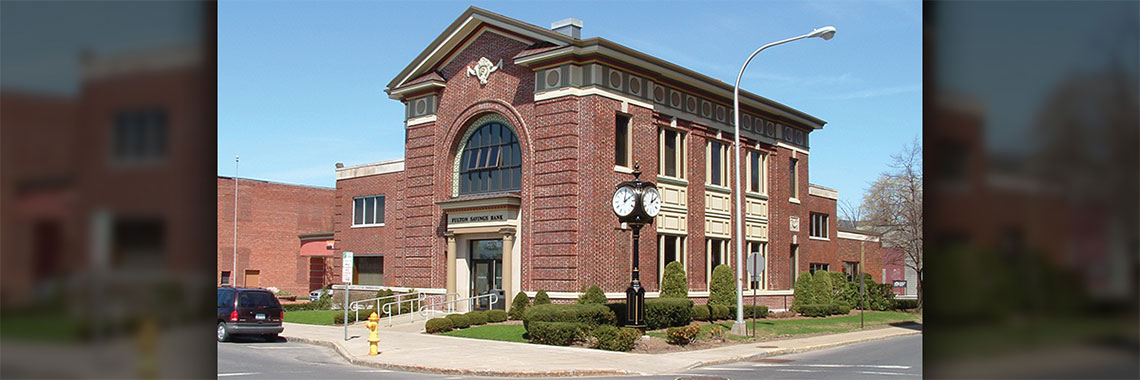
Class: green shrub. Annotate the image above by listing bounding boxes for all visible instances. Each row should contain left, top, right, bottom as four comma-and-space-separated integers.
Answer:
711, 305, 730, 320
465, 311, 488, 325
578, 285, 607, 305
523, 304, 616, 332
691, 305, 710, 321
709, 265, 736, 307
891, 299, 918, 310
534, 290, 552, 305
834, 302, 852, 315
425, 318, 453, 333
508, 291, 530, 320
445, 314, 471, 329
591, 325, 641, 351
797, 304, 831, 317
528, 321, 583, 346
660, 261, 688, 298
485, 309, 508, 322
665, 325, 699, 345
332, 310, 372, 324
842, 273, 895, 311
645, 298, 692, 330
742, 305, 769, 318
708, 324, 727, 341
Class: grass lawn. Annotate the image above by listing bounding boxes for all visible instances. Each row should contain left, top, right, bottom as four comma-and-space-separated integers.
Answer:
283, 310, 341, 325
0, 312, 84, 342
442, 324, 527, 343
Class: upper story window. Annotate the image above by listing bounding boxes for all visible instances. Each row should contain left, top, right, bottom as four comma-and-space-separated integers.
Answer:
809, 212, 829, 239
706, 140, 728, 187
747, 150, 766, 194
615, 114, 631, 168
459, 122, 521, 195
353, 195, 385, 226
789, 158, 799, 199
112, 108, 167, 163
659, 128, 686, 179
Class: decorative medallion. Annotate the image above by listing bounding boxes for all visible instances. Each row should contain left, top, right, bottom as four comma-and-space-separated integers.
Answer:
467, 57, 503, 85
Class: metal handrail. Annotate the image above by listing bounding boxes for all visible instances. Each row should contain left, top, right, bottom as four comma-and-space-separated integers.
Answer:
419, 293, 461, 315
380, 293, 431, 326
418, 293, 499, 319
349, 292, 423, 324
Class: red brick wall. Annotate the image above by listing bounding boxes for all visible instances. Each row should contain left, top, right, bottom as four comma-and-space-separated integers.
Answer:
804, 192, 839, 272
217, 177, 334, 296
331, 170, 404, 285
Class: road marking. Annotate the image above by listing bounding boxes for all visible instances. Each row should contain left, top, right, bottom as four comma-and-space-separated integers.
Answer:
701, 367, 752, 371
774, 369, 818, 373
218, 372, 259, 377
248, 346, 306, 350
858, 370, 913, 376
357, 369, 392, 373
753, 363, 911, 369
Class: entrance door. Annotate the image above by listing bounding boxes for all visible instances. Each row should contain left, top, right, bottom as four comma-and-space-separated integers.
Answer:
245, 270, 260, 288
470, 239, 503, 310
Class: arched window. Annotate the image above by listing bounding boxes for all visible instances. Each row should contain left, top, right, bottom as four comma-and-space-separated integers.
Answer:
458, 121, 521, 195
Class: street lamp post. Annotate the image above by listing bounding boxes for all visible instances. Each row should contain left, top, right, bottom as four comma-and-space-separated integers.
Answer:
233, 155, 239, 286
730, 26, 835, 335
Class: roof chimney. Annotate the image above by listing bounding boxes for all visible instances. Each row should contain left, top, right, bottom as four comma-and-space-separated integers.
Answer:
551, 18, 582, 39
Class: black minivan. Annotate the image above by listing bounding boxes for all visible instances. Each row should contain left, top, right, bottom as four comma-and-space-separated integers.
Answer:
217, 287, 284, 342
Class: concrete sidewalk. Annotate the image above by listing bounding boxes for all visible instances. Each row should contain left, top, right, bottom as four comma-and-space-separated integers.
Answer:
281, 322, 923, 377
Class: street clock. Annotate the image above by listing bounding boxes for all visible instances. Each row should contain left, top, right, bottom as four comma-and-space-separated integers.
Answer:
611, 164, 658, 329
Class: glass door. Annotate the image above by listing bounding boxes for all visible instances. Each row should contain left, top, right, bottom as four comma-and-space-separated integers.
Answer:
470, 239, 503, 310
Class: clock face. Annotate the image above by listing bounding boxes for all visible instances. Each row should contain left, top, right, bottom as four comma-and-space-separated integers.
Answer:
612, 186, 636, 217
642, 187, 662, 217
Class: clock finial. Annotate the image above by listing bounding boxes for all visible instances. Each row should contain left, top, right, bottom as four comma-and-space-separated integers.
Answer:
632, 162, 641, 179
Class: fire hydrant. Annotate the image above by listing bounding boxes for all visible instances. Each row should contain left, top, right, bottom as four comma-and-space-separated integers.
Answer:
366, 312, 380, 356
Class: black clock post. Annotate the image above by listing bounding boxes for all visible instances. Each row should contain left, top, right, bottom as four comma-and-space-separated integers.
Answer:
612, 164, 659, 330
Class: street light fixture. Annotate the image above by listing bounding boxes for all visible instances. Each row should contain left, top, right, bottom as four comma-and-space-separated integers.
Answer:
730, 26, 836, 335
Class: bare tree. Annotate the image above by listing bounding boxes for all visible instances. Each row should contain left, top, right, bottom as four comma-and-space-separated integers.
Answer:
862, 139, 923, 307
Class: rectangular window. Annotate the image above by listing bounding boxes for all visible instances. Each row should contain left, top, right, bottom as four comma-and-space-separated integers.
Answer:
789, 158, 799, 199
748, 150, 765, 193
809, 263, 830, 275
706, 238, 729, 285
112, 108, 167, 163
844, 261, 860, 282
352, 195, 385, 227
659, 128, 685, 179
810, 213, 829, 239
354, 256, 384, 286
615, 114, 630, 167
220, 271, 231, 286
658, 234, 685, 285
706, 141, 727, 186
746, 241, 767, 290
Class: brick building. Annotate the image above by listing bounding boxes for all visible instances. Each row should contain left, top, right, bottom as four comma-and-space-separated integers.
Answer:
326, 7, 885, 311
216, 176, 335, 296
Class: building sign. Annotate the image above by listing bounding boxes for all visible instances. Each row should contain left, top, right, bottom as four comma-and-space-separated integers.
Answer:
342, 251, 353, 284
447, 210, 514, 227
892, 280, 907, 288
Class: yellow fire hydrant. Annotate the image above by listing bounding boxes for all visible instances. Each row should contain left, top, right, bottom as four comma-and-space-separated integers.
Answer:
366, 312, 380, 356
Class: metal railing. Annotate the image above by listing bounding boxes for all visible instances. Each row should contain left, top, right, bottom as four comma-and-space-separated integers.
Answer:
418, 293, 499, 320
349, 292, 424, 325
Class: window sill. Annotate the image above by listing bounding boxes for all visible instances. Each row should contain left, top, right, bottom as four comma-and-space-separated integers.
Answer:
788, 197, 801, 204
613, 165, 633, 174
745, 191, 768, 200
705, 184, 731, 194
656, 176, 688, 186
351, 224, 385, 229
809, 236, 830, 241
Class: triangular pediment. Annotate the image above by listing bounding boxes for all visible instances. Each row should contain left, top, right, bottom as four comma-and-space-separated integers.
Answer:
385, 6, 574, 95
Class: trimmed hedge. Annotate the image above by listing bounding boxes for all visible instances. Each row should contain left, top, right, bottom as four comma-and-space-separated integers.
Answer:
445, 314, 471, 329
425, 318, 453, 333
660, 261, 688, 298
465, 311, 488, 325
665, 325, 699, 345
523, 304, 616, 332
528, 321, 583, 346
645, 298, 693, 330
742, 304, 769, 318
284, 302, 327, 312
486, 309, 509, 322
605, 302, 626, 326
711, 305, 730, 320
509, 291, 530, 320
590, 325, 641, 351
578, 285, 607, 305
534, 290, 552, 305
709, 264, 737, 307
891, 298, 918, 310
691, 305, 710, 321
333, 310, 376, 324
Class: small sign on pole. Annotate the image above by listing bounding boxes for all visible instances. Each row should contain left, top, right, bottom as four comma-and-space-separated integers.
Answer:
746, 252, 765, 337
343, 251, 353, 341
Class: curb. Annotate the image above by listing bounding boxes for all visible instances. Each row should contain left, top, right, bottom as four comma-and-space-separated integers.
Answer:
281, 335, 639, 378
685, 329, 923, 369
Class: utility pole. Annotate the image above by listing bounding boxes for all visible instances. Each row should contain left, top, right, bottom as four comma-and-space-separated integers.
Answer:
860, 240, 865, 329
233, 155, 239, 286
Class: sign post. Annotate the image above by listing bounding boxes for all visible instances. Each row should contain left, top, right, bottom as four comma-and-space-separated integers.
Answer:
746, 252, 765, 337
343, 251, 353, 341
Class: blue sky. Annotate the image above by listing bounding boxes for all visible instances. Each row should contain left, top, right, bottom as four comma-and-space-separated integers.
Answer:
218, 1, 922, 210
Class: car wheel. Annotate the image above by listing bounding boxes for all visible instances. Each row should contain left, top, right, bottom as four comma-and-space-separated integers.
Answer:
217, 322, 230, 342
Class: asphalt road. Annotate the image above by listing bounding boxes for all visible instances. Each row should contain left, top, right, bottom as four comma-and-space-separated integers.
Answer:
217, 334, 921, 380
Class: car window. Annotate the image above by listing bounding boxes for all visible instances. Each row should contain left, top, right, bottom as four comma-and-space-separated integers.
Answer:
238, 291, 279, 308
217, 289, 234, 308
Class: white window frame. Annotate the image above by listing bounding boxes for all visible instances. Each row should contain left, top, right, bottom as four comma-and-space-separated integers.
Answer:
352, 195, 386, 227
705, 238, 730, 286
789, 158, 800, 201
809, 212, 829, 240
809, 262, 830, 275
705, 139, 729, 187
745, 241, 767, 290
657, 234, 687, 286
746, 150, 766, 195
658, 127, 686, 180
